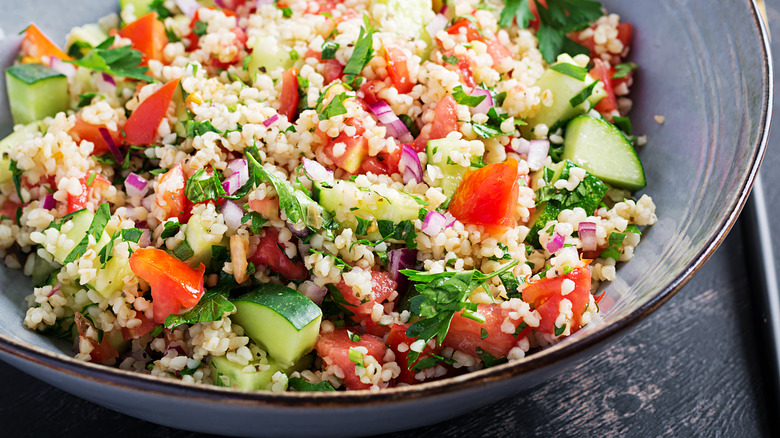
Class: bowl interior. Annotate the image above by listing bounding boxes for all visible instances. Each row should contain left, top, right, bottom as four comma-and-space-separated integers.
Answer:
0, 0, 771, 419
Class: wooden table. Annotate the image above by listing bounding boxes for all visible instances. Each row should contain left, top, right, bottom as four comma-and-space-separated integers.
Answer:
1, 4, 777, 438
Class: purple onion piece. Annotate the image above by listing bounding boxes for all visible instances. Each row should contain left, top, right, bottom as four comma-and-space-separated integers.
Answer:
399, 145, 423, 184
387, 248, 417, 297
578, 222, 597, 252
469, 87, 493, 114
421, 210, 447, 236
101, 72, 116, 86
545, 232, 565, 254
526, 139, 550, 170
287, 222, 310, 239
299, 281, 327, 305
125, 172, 149, 197
302, 157, 334, 182
425, 13, 448, 39
512, 137, 531, 156
221, 200, 243, 232
222, 172, 240, 196
263, 113, 279, 127
369, 101, 413, 142
174, 0, 200, 17
42, 194, 56, 210
98, 126, 124, 164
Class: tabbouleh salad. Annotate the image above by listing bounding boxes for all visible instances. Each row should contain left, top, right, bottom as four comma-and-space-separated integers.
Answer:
0, 0, 656, 391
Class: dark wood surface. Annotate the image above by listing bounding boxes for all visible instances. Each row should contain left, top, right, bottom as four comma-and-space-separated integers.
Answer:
1, 5, 778, 438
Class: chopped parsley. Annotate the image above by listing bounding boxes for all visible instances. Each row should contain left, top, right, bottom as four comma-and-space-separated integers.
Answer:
309, 248, 351, 271
160, 220, 181, 239
173, 240, 194, 261
317, 92, 349, 120
554, 324, 567, 336
410, 353, 454, 372
321, 41, 339, 60
599, 231, 626, 261
612, 116, 632, 135
9, 159, 23, 201
164, 276, 237, 328
68, 36, 151, 81
569, 79, 600, 108
288, 377, 336, 392
398, 114, 420, 138
148, 0, 171, 19
471, 107, 518, 139
613, 62, 638, 79
550, 62, 588, 80
355, 216, 372, 235
186, 120, 222, 138
348, 347, 365, 367
452, 85, 487, 108
192, 21, 209, 37
347, 330, 362, 342
241, 211, 268, 233
184, 168, 225, 204
442, 54, 459, 65
77, 93, 101, 108
63, 203, 111, 264
476, 346, 508, 368
342, 15, 377, 88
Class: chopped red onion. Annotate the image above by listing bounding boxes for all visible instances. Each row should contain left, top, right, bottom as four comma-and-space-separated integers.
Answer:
101, 73, 116, 86
426, 13, 448, 39
421, 210, 447, 236
42, 194, 56, 210
578, 222, 597, 252
512, 137, 531, 156
226, 158, 249, 187
125, 173, 149, 197
399, 145, 423, 184
47, 282, 62, 297
141, 194, 155, 211
96, 72, 117, 93
368, 101, 412, 142
469, 87, 493, 114
222, 172, 240, 196
221, 200, 243, 232
526, 139, 550, 171
98, 127, 124, 164
287, 222, 310, 239
49, 57, 76, 80
175, 0, 200, 17
444, 212, 457, 228
138, 230, 151, 248
387, 248, 417, 295
300, 281, 327, 305
214, 0, 226, 8
262, 113, 279, 127
545, 232, 565, 254
302, 157, 334, 182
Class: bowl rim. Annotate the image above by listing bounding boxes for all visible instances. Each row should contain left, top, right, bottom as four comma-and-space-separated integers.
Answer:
0, 1, 773, 410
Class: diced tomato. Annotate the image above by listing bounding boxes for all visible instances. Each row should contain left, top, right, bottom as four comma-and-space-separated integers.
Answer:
590, 58, 617, 118
68, 116, 123, 156
121, 312, 158, 341
279, 68, 300, 122
387, 323, 444, 385
443, 304, 523, 358
412, 95, 458, 152
440, 51, 476, 88
67, 172, 111, 213
521, 266, 591, 333
359, 143, 402, 176
304, 49, 344, 85
333, 271, 397, 323
248, 228, 308, 281
129, 247, 206, 324
322, 117, 369, 173
118, 12, 168, 66
124, 78, 181, 145
382, 46, 413, 94
445, 17, 482, 42
358, 80, 382, 106
363, 318, 390, 337
448, 158, 519, 233
154, 162, 188, 221
20, 24, 71, 62
616, 22, 633, 50
74, 313, 119, 363
485, 38, 512, 67
315, 328, 387, 390
572, 21, 632, 64
0, 199, 21, 223
248, 197, 279, 219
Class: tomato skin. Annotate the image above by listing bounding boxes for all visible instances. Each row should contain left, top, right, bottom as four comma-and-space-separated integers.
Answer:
387, 323, 444, 385
359, 143, 402, 176
118, 12, 168, 66
485, 38, 512, 67
21, 24, 71, 62
590, 59, 618, 118
69, 116, 123, 156
358, 80, 382, 106
334, 271, 397, 323
448, 159, 519, 233
382, 46, 413, 94
121, 312, 157, 341
74, 313, 119, 363
124, 78, 181, 145
130, 247, 206, 324
322, 117, 369, 173
248, 228, 308, 281
67, 173, 110, 213
412, 95, 458, 152
279, 68, 300, 122
443, 304, 523, 358
155, 163, 187, 221
315, 328, 387, 390
446, 18, 482, 42
522, 266, 591, 333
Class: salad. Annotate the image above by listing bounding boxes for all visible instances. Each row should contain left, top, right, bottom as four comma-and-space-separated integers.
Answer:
0, 0, 656, 392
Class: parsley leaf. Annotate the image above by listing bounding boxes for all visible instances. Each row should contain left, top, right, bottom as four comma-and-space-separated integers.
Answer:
472, 107, 515, 139
148, 0, 171, 19
164, 282, 236, 328
77, 93, 101, 108
288, 377, 336, 392
192, 21, 208, 37
241, 211, 268, 233
342, 15, 376, 87
9, 159, 23, 201
498, 0, 533, 28
160, 220, 181, 239
476, 346, 508, 368
184, 168, 225, 203
321, 41, 339, 60
173, 240, 194, 261
612, 116, 632, 135
64, 203, 111, 264
569, 79, 599, 107
442, 54, 459, 65
186, 120, 222, 137
599, 231, 625, 261
550, 62, 588, 80
69, 36, 151, 81
452, 85, 487, 107
410, 353, 454, 372
613, 62, 638, 79
398, 114, 420, 138
121, 228, 143, 243
317, 92, 349, 120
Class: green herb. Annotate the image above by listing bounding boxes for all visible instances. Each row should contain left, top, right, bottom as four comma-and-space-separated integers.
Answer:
77, 93, 101, 108
15, 207, 22, 227
550, 62, 588, 80
402, 261, 519, 366
351, 219, 417, 250
625, 224, 641, 235
410, 353, 455, 372
347, 330, 362, 342
309, 249, 351, 271
148, 0, 171, 19
160, 220, 181, 238
164, 286, 236, 328
67, 40, 92, 60
317, 92, 349, 119
9, 159, 23, 201
452, 85, 487, 108
64, 203, 111, 264
173, 240, 194, 261
488, 243, 512, 261
480, 327, 489, 340
599, 231, 625, 261
208, 245, 230, 274
321, 41, 339, 59
554, 323, 567, 336
98, 232, 117, 265
472, 107, 514, 139
121, 228, 143, 243
86, 172, 97, 187
342, 15, 377, 88
241, 211, 268, 233
442, 54, 459, 65
355, 216, 372, 235
535, 162, 608, 215
288, 377, 336, 392
398, 114, 420, 138
192, 21, 209, 37
242, 54, 253, 71
280, 7, 293, 18
165, 26, 181, 43
186, 120, 222, 137
179, 362, 201, 376
499, 0, 603, 64
184, 168, 225, 203
69, 36, 151, 81
475, 346, 508, 368
569, 79, 599, 107
289, 49, 299, 61
348, 347, 365, 367
613, 62, 638, 79
149, 168, 169, 176
612, 116, 632, 136
513, 321, 529, 337
149, 325, 164, 337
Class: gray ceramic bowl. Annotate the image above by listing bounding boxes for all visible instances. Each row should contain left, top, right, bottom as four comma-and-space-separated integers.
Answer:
0, 1, 772, 437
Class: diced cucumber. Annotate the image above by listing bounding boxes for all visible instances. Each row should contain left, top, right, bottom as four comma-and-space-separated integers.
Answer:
426, 138, 476, 198
50, 209, 95, 264
5, 64, 70, 125
211, 349, 313, 391
231, 284, 322, 367
172, 82, 191, 138
526, 160, 608, 248
30, 253, 58, 287
562, 115, 646, 191
184, 212, 228, 266
66, 23, 108, 56
314, 180, 422, 227
90, 248, 134, 298
0, 122, 43, 183
247, 36, 296, 84
521, 54, 606, 138
372, 0, 434, 59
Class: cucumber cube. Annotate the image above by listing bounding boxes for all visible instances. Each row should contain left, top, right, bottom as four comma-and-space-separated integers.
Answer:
5, 64, 69, 125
